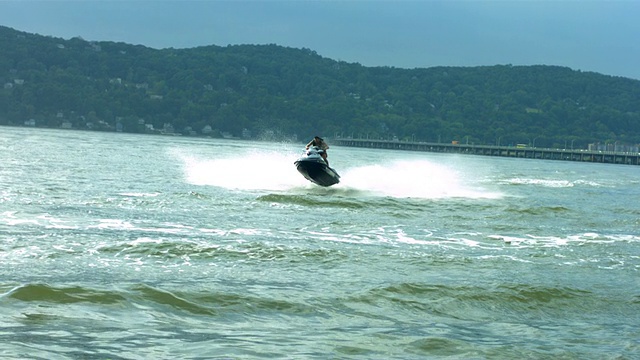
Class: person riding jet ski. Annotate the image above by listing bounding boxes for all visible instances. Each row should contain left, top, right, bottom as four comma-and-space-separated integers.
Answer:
295, 136, 340, 187
306, 136, 330, 167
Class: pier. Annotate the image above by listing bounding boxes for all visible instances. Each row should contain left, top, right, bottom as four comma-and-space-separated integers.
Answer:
332, 138, 640, 166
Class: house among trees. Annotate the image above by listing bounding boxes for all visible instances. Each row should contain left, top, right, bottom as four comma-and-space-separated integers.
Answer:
162, 123, 175, 134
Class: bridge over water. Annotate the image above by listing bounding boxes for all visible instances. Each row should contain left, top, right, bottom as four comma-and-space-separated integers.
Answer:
332, 138, 640, 166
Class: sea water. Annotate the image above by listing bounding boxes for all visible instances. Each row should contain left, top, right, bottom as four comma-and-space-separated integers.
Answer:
1, 127, 638, 359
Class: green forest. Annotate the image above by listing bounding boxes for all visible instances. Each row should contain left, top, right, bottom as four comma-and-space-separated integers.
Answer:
1, 25, 640, 149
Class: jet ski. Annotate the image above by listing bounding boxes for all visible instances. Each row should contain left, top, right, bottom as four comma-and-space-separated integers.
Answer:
294, 146, 340, 187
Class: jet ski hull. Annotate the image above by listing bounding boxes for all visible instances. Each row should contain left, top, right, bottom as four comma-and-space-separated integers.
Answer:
294, 151, 340, 187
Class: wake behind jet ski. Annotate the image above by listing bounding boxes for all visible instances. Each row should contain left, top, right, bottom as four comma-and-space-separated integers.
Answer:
294, 146, 340, 187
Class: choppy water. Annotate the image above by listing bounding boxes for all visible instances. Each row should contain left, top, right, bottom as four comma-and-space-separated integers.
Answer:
1, 127, 639, 359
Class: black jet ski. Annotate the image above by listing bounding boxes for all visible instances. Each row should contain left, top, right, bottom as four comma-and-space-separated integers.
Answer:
294, 146, 340, 187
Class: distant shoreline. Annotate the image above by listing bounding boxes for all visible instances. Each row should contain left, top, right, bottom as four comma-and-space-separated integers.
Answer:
5, 124, 639, 166
332, 138, 640, 166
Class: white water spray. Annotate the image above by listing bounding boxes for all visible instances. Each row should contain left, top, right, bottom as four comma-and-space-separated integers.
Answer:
176, 147, 500, 199
340, 159, 499, 199
178, 150, 308, 191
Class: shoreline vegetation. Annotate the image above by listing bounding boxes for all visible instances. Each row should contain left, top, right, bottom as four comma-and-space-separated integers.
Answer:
2, 25, 640, 151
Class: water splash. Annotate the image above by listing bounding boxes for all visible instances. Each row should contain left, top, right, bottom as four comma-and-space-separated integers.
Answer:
178, 149, 500, 199
340, 159, 500, 199
179, 149, 308, 191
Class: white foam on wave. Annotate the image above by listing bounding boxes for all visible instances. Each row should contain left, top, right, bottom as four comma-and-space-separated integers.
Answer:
506, 178, 574, 187
119, 192, 161, 197
488, 232, 640, 247
503, 178, 604, 188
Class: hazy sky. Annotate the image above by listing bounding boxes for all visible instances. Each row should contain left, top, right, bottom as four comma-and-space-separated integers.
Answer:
1, 1, 639, 80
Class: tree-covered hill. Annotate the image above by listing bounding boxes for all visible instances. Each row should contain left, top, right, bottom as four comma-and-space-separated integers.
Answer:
2, 25, 640, 149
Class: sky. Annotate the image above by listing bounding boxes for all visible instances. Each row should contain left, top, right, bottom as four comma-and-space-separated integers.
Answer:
1, 0, 639, 80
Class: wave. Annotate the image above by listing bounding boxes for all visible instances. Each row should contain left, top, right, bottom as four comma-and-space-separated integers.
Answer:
131, 284, 217, 315
2, 280, 637, 359
5, 281, 621, 322
502, 177, 604, 188
506, 204, 571, 215
343, 282, 627, 322
2, 282, 317, 317
3, 283, 125, 304
487, 232, 640, 247
257, 193, 369, 208
93, 238, 348, 264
